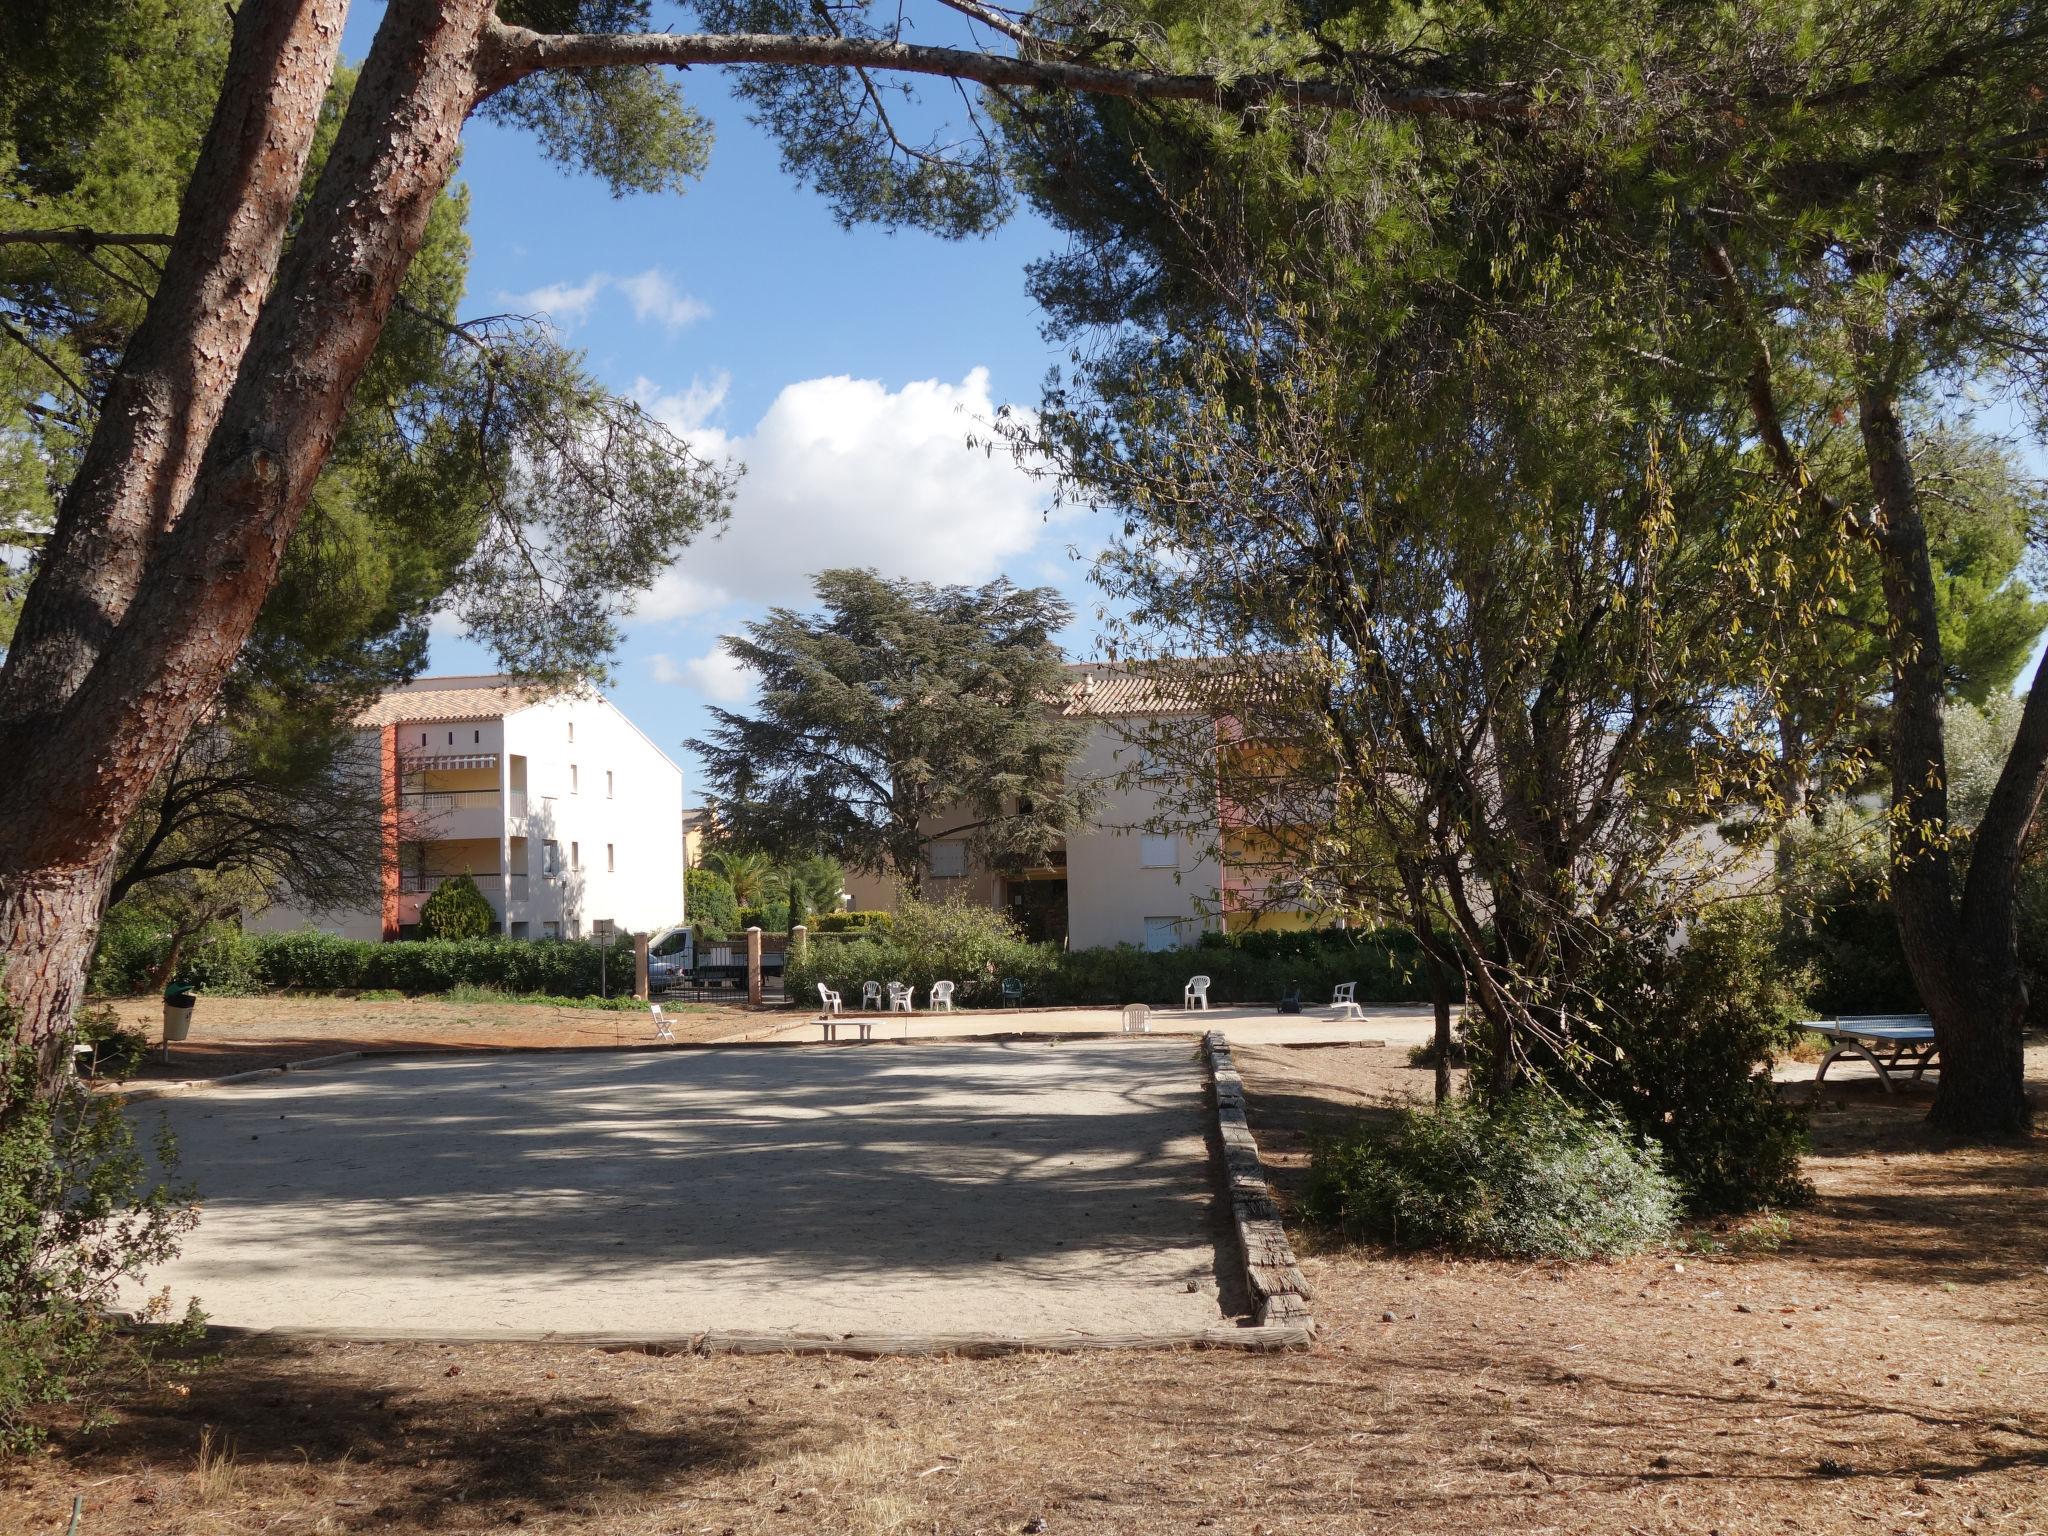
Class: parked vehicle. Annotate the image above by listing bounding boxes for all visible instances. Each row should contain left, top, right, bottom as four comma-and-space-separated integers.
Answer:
645, 925, 788, 993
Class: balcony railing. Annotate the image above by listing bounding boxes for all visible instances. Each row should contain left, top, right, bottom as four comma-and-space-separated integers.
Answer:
401, 790, 501, 814
400, 871, 528, 896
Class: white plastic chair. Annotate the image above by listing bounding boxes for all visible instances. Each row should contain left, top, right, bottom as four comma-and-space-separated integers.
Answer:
650, 1003, 674, 1041
929, 980, 955, 1011
817, 983, 843, 1016
1121, 1003, 1150, 1034
887, 982, 915, 1012
1184, 974, 1212, 1011
862, 980, 884, 1011
1329, 981, 1365, 1021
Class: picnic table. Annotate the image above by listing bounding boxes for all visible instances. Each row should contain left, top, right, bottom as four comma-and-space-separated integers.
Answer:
1800, 1014, 1940, 1093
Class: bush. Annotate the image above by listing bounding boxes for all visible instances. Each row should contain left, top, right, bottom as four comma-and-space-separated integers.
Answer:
419, 873, 495, 939
736, 900, 790, 933
788, 908, 1444, 1009
1304, 1093, 1680, 1259
814, 909, 892, 933
0, 1006, 204, 1450
787, 896, 1052, 1007
72, 1006, 150, 1081
686, 868, 739, 939
1574, 902, 1815, 1215
1407, 1028, 1469, 1070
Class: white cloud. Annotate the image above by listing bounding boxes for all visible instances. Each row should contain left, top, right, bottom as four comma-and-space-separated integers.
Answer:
500, 268, 708, 334
650, 647, 755, 704
634, 371, 729, 435
635, 367, 1052, 622
617, 268, 712, 331
504, 273, 607, 329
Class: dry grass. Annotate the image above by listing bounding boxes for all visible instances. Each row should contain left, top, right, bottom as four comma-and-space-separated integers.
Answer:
5, 1037, 2043, 1535
95, 992, 762, 1081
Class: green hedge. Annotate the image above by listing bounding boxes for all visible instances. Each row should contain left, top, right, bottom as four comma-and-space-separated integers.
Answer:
813, 909, 892, 933
92, 926, 642, 999
787, 924, 1440, 1009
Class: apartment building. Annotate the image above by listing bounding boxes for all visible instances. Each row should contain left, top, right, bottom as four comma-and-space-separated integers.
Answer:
843, 663, 1311, 950
250, 675, 684, 941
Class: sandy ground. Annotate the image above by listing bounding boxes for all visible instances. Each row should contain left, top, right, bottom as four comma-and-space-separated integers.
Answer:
9, 1035, 2044, 1536
96, 993, 760, 1082
131, 1040, 1233, 1340
761, 1001, 1436, 1049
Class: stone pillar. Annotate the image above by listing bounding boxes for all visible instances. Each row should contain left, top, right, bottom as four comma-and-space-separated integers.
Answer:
633, 932, 650, 1001
746, 925, 763, 1006
790, 924, 808, 963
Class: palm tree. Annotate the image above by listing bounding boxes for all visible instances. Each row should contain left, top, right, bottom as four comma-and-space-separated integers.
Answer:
703, 848, 775, 908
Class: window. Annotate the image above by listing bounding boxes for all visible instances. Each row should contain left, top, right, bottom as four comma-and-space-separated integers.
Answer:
474, 730, 481, 744
447, 731, 454, 745
928, 841, 968, 879
1139, 833, 1179, 868
570, 764, 579, 795
1143, 917, 1183, 952
542, 920, 561, 940
605, 769, 614, 799
606, 843, 615, 873
567, 720, 575, 743
570, 840, 580, 870
419, 731, 427, 746
543, 840, 561, 876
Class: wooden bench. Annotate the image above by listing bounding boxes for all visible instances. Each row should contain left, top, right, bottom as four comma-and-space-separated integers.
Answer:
1802, 1015, 1939, 1093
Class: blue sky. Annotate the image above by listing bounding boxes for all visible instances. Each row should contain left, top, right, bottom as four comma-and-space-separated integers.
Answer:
340, 7, 1104, 803
341, 7, 2048, 802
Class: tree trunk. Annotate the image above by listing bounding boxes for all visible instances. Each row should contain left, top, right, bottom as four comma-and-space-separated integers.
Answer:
0, 0, 494, 1086
1421, 932, 1454, 1104
1855, 341, 2034, 1137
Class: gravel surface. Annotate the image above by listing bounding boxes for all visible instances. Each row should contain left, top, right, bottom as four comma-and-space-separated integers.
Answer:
135, 1039, 1233, 1340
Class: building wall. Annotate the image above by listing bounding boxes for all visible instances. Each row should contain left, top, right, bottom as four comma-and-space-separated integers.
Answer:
502, 692, 683, 938
1062, 718, 1222, 950
251, 688, 683, 942
840, 716, 1225, 950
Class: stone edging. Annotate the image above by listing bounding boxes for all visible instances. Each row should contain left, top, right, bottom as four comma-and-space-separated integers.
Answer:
1203, 1030, 1314, 1331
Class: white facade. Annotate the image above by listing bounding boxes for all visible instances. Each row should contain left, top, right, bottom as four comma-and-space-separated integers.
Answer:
251, 677, 684, 941
843, 694, 1229, 951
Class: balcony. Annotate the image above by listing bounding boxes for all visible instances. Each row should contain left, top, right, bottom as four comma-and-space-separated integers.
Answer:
395, 871, 529, 929
400, 788, 504, 841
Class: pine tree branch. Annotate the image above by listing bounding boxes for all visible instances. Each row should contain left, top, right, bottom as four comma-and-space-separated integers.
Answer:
479, 23, 1538, 125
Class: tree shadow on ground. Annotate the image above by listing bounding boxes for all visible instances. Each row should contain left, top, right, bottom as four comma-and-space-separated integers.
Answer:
58, 1339, 788, 1527
131, 1041, 1236, 1331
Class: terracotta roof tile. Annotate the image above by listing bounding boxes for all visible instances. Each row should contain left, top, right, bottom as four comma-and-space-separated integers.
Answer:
352, 676, 555, 728
1053, 663, 1210, 718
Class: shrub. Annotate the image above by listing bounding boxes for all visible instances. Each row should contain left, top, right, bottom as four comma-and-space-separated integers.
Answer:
1407, 1029, 1469, 1070
71, 1006, 151, 1081
686, 867, 740, 939
736, 900, 790, 933
1575, 902, 1815, 1215
419, 873, 496, 940
814, 909, 892, 933
1303, 1093, 1680, 1259
0, 1005, 204, 1451
787, 896, 1052, 1007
